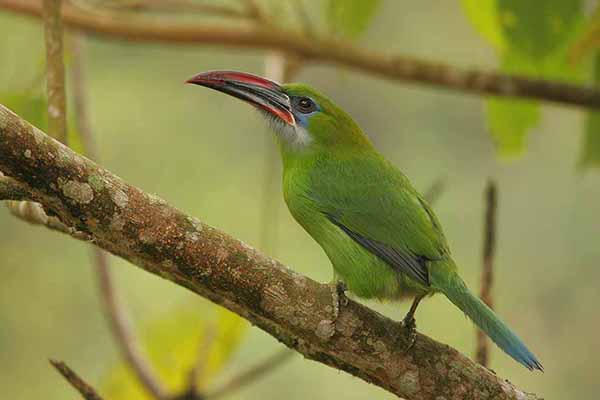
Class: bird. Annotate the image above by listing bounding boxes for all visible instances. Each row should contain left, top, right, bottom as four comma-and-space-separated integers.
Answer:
186, 70, 543, 371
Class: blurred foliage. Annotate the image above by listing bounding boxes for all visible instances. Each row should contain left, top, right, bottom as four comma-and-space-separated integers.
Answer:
581, 53, 600, 167
0, 83, 84, 153
498, 0, 583, 60
2, 91, 47, 131
569, 7, 600, 64
461, 0, 506, 51
487, 97, 539, 155
325, 0, 381, 38
461, 0, 597, 161
102, 306, 247, 399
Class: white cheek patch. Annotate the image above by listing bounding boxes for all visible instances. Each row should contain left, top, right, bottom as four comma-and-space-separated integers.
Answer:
291, 125, 312, 147
264, 113, 312, 149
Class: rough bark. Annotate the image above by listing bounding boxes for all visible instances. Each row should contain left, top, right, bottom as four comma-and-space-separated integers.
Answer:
0, 104, 540, 400
0, 0, 599, 110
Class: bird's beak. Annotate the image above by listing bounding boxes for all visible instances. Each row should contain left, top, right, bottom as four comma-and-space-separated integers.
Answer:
186, 70, 295, 126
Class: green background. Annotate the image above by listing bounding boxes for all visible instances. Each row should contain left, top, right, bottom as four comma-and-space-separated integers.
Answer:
1, 1, 598, 399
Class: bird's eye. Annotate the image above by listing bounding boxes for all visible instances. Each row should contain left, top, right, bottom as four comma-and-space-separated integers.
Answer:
294, 97, 317, 114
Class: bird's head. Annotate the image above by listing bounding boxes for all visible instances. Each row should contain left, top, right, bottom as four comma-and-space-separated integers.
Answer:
187, 70, 371, 151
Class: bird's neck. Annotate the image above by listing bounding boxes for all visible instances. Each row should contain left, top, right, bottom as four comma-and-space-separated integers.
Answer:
278, 136, 376, 176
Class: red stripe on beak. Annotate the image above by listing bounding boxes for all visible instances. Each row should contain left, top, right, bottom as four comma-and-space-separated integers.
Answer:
186, 71, 278, 89
186, 70, 294, 125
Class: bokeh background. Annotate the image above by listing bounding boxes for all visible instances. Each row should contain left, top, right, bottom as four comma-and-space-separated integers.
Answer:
1, 1, 599, 399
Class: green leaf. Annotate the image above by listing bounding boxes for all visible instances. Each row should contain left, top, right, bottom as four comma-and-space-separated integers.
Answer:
485, 52, 540, 156
102, 305, 247, 400
460, 0, 506, 51
580, 53, 600, 168
497, 0, 584, 60
486, 97, 540, 156
325, 0, 382, 39
463, 1, 586, 157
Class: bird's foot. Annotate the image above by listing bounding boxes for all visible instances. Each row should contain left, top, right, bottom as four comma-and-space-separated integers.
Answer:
329, 280, 348, 322
401, 315, 417, 351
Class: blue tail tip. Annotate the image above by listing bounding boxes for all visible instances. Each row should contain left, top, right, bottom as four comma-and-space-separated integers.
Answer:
522, 355, 544, 372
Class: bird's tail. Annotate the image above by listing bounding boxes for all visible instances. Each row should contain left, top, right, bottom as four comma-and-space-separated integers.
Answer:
430, 262, 543, 371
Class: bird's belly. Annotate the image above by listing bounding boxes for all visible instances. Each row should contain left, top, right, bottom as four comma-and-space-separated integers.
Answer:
299, 212, 426, 300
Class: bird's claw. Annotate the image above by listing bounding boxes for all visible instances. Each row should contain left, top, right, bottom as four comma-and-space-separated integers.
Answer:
336, 281, 348, 307
401, 315, 417, 351
329, 280, 348, 322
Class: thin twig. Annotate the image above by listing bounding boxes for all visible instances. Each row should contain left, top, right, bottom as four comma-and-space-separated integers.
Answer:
71, 35, 98, 157
80, 0, 250, 18
205, 349, 294, 400
71, 34, 169, 400
3, 0, 600, 109
475, 180, 497, 367
42, 0, 67, 143
50, 359, 105, 400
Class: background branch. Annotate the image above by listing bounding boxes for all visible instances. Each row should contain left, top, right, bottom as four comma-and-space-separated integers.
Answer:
42, 0, 67, 143
77, 0, 251, 18
0, 0, 599, 109
476, 180, 498, 367
205, 349, 294, 400
50, 359, 105, 400
0, 104, 540, 400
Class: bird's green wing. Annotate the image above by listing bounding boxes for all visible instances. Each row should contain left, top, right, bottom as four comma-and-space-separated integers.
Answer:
326, 213, 432, 285
308, 157, 449, 286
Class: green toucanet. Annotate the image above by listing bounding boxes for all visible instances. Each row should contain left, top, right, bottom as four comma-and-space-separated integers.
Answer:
186, 70, 543, 371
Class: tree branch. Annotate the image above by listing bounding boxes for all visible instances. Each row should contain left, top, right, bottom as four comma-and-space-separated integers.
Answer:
1, 0, 599, 109
50, 359, 105, 400
476, 180, 498, 367
0, 104, 540, 400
